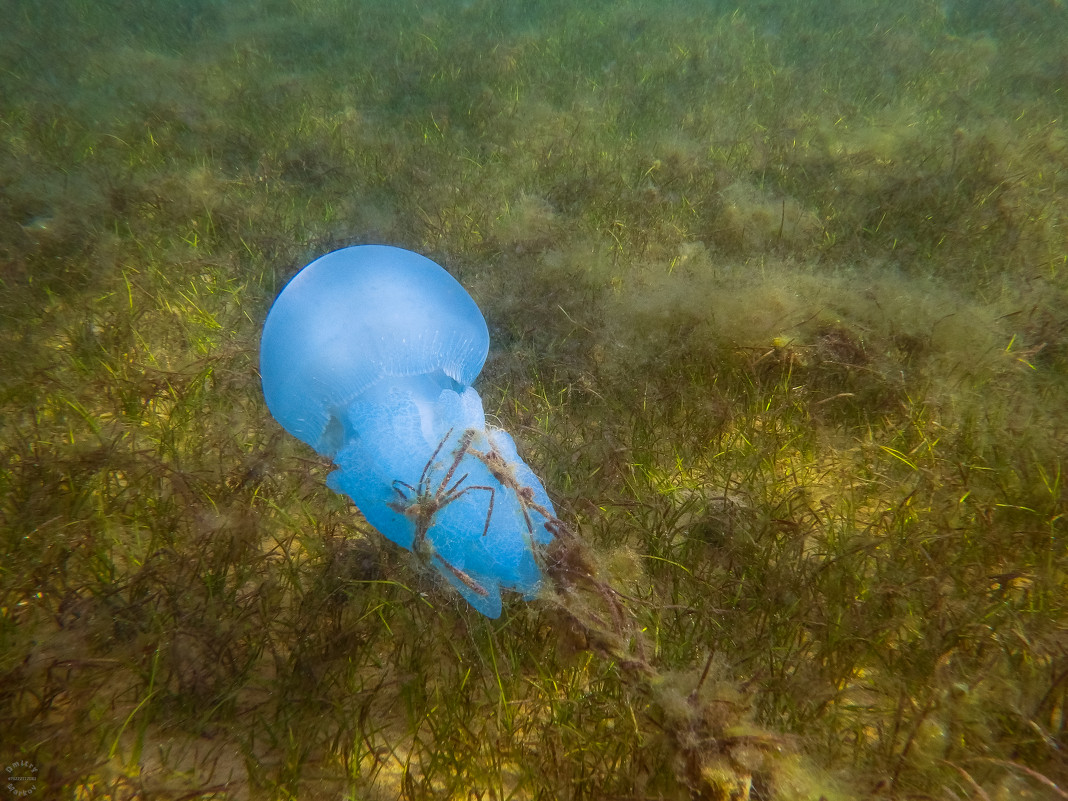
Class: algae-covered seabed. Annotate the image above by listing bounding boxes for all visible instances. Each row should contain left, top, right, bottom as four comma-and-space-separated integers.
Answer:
2, 0, 1066, 798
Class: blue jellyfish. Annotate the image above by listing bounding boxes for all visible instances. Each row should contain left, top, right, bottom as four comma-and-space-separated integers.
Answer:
260, 245, 556, 617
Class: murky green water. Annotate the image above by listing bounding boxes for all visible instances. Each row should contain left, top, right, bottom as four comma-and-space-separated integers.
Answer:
2, 1, 1065, 798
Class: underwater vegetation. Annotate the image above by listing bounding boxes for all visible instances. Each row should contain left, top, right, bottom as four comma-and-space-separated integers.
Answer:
1, 0, 1066, 798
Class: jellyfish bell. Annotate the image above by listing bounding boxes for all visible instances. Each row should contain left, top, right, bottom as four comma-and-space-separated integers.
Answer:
260, 245, 489, 456
260, 245, 555, 618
